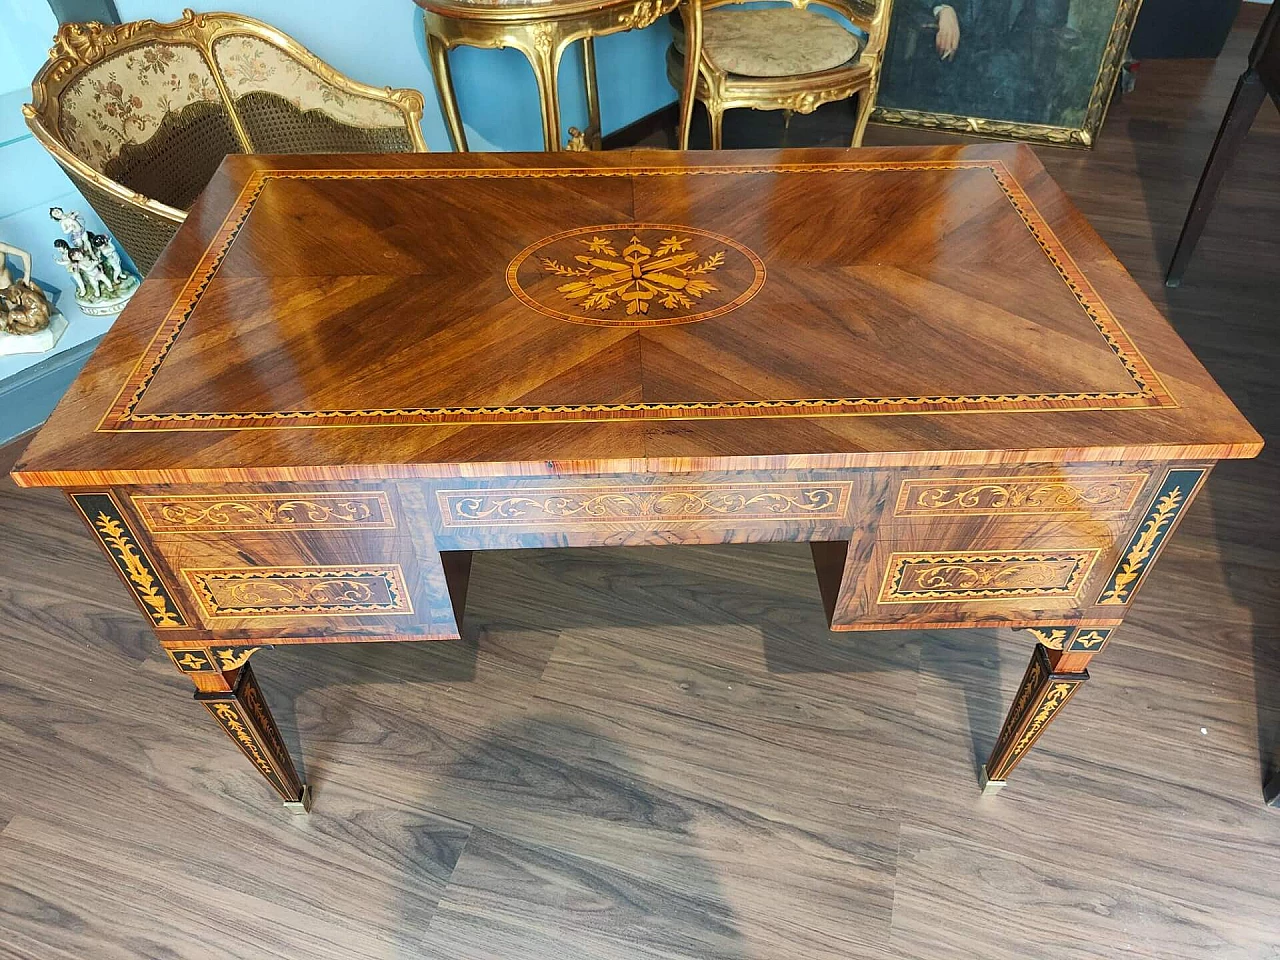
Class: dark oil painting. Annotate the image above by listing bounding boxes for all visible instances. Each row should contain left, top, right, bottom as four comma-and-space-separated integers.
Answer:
876, 0, 1136, 139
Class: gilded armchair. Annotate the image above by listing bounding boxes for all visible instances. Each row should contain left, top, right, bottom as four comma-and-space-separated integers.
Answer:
668, 0, 894, 149
24, 10, 428, 276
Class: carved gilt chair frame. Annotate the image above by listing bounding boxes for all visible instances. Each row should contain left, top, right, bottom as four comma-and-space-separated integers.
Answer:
670, 0, 894, 149
24, 9, 428, 274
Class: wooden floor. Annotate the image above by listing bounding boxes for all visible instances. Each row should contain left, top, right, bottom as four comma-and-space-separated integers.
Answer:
3, 12, 1280, 959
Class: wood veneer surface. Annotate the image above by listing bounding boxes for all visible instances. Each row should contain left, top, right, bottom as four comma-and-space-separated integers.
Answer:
11, 144, 1260, 487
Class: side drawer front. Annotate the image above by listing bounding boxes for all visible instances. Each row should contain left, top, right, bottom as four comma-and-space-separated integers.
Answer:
838, 536, 1122, 626
120, 485, 460, 639
884, 466, 1158, 537
127, 486, 401, 540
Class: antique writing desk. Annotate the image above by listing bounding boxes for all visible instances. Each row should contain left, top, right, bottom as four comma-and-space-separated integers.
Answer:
13, 146, 1261, 810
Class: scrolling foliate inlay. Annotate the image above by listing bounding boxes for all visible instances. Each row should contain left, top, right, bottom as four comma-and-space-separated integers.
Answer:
97, 161, 1173, 432
1098, 469, 1205, 605
132, 492, 394, 532
206, 701, 276, 779
895, 474, 1147, 518
71, 493, 185, 628
437, 483, 851, 526
508, 224, 765, 327
183, 565, 413, 619
878, 550, 1098, 604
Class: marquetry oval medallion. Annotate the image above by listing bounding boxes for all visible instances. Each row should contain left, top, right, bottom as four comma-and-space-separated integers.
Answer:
506, 223, 766, 327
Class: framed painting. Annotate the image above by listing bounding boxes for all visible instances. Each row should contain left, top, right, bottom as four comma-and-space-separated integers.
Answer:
872, 0, 1144, 147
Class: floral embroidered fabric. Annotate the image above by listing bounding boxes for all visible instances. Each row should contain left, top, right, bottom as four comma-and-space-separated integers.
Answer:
212, 36, 403, 128
58, 42, 223, 173
678, 8, 861, 77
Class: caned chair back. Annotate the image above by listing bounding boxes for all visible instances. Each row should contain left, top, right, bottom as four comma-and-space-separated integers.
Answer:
25, 9, 427, 275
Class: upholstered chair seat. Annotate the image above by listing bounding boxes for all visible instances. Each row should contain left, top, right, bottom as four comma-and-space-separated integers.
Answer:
26, 12, 428, 276
674, 8, 862, 78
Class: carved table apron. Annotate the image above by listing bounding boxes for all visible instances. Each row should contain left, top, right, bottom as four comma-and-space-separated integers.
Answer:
12, 146, 1261, 809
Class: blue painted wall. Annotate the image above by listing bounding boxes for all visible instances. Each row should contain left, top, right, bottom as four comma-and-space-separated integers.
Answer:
114, 0, 678, 150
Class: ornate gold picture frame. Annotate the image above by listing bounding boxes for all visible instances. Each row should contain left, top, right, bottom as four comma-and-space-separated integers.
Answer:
872, 0, 1143, 147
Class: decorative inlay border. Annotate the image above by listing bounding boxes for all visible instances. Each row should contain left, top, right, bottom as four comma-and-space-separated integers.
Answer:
132, 492, 395, 532
182, 564, 413, 619
436, 482, 852, 527
168, 648, 214, 672
1098, 468, 1205, 604
987, 644, 1088, 780
1018, 626, 1114, 652
894, 474, 1148, 518
197, 665, 299, 801
97, 160, 1174, 432
878, 549, 1099, 604
70, 492, 186, 627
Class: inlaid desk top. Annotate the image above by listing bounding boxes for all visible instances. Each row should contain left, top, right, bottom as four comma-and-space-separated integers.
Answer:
13, 147, 1262, 808
12, 145, 1260, 489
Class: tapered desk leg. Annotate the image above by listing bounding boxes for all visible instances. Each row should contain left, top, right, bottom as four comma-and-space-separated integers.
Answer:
982, 643, 1091, 793
1266, 770, 1280, 807
427, 32, 469, 152
1165, 69, 1267, 287
183, 657, 309, 811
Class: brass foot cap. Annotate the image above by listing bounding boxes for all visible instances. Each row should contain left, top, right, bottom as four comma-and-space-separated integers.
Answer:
979, 766, 1006, 795
283, 784, 312, 814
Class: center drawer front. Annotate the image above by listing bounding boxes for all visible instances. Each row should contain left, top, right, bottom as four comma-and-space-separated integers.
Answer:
123, 485, 461, 639
421, 472, 875, 549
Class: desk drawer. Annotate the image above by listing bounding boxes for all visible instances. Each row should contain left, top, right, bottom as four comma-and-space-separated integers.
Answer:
885, 467, 1155, 531
128, 487, 400, 539
148, 532, 462, 638
829, 532, 1126, 627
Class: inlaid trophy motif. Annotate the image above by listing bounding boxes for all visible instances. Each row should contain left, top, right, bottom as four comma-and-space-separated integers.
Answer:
507, 223, 766, 327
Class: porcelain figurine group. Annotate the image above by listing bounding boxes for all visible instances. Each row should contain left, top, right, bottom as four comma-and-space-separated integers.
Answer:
49, 207, 137, 316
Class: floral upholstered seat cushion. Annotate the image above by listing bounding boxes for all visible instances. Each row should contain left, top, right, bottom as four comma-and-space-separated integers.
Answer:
677, 7, 862, 78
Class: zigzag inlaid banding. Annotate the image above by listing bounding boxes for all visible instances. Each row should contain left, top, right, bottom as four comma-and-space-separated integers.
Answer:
98, 161, 1174, 433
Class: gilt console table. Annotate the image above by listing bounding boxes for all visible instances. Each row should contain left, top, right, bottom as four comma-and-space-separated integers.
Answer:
13, 146, 1261, 810
418, 0, 680, 151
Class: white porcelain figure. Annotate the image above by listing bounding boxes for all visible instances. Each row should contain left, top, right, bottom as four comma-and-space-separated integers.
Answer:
48, 209, 138, 316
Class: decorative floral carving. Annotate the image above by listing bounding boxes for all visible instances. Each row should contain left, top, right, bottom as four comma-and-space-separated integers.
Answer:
440, 484, 848, 526
88, 509, 181, 626
209, 702, 275, 777
1010, 681, 1078, 758
135, 493, 391, 531
185, 565, 411, 618
897, 475, 1145, 517
212, 646, 265, 670
880, 551, 1097, 603
1099, 484, 1187, 604
540, 232, 725, 317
